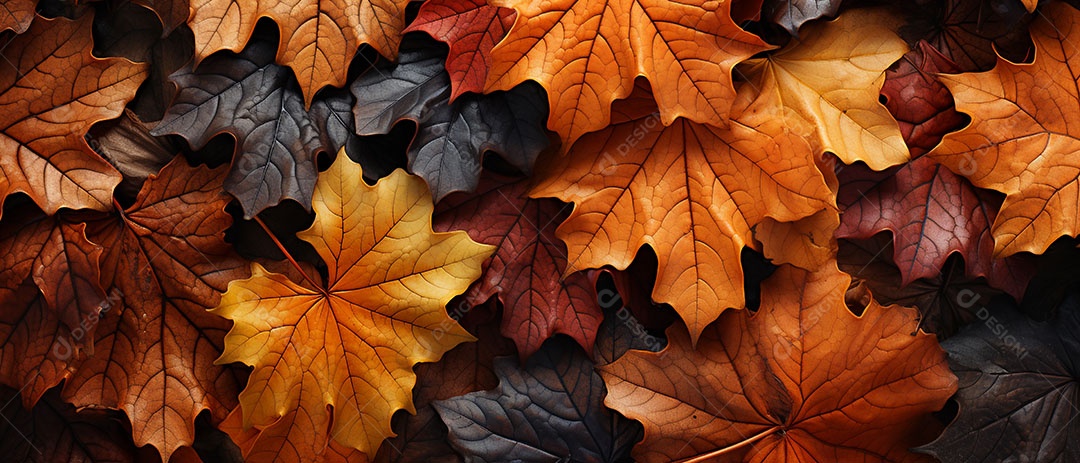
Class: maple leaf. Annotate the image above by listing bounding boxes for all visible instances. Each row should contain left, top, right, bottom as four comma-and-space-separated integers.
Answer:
0, 0, 34, 33
0, 204, 105, 353
352, 40, 548, 201
530, 81, 832, 342
405, 0, 515, 102
0, 13, 146, 215
763, 0, 842, 34
211, 152, 494, 461
738, 8, 909, 170
838, 235, 1012, 338
0, 278, 82, 410
188, 0, 409, 105
839, 41, 1033, 299
0, 387, 141, 463
58, 156, 249, 462
434, 173, 601, 359
902, 0, 1032, 71
222, 302, 514, 463
153, 37, 357, 218
918, 297, 1080, 461
599, 264, 957, 462
433, 315, 649, 462
929, 2, 1080, 256
485, 0, 770, 148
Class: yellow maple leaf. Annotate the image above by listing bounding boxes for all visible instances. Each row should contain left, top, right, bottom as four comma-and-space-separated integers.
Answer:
211, 151, 493, 461
738, 9, 909, 170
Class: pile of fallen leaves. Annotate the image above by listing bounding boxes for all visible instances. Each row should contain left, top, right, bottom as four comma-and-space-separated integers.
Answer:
1, 0, 1078, 461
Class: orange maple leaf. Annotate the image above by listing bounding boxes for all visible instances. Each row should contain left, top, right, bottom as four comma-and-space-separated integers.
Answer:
212, 152, 494, 461
600, 264, 957, 462
188, 0, 409, 105
930, 2, 1080, 255
485, 0, 770, 148
530, 81, 833, 343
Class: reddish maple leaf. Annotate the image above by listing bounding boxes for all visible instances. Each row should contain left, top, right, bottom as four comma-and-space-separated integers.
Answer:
405, 0, 515, 101
435, 173, 601, 359
838, 41, 1033, 299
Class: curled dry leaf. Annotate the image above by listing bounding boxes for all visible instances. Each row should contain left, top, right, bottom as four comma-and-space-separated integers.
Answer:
918, 296, 1080, 462
61, 156, 249, 462
756, 208, 840, 271
485, 0, 770, 148
600, 264, 957, 462
930, 3, 1080, 256
405, 0, 515, 101
738, 8, 909, 170
434, 173, 601, 359
211, 152, 494, 462
88, 109, 178, 197
188, 0, 410, 104
0, 13, 146, 215
530, 81, 832, 343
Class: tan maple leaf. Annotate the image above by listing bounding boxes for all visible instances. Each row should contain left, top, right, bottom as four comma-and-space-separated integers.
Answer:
738, 8, 909, 170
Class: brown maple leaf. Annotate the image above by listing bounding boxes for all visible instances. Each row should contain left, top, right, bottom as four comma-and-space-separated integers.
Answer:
211, 152, 493, 462
530, 80, 832, 343
0, 0, 34, 33
930, 2, 1080, 256
0, 13, 146, 215
0, 203, 105, 354
188, 0, 409, 105
485, 0, 770, 149
58, 156, 249, 462
600, 263, 957, 462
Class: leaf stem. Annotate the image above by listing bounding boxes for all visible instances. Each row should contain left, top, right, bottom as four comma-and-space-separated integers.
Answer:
253, 215, 323, 292
674, 425, 783, 463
